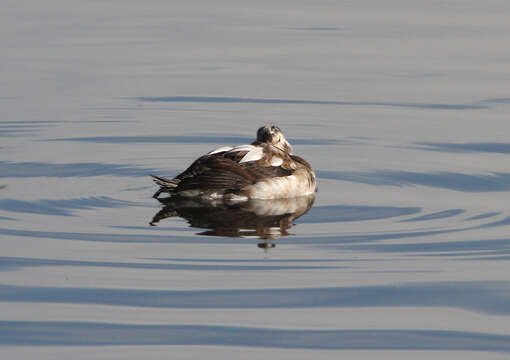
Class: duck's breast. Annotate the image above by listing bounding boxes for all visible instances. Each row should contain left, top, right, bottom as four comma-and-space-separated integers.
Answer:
242, 168, 316, 199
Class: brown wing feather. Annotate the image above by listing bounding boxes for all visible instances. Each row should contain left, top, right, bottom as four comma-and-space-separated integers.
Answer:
175, 150, 252, 180
175, 157, 256, 192
171, 145, 301, 193
241, 162, 292, 179
222, 151, 249, 162
175, 155, 213, 181
290, 154, 313, 170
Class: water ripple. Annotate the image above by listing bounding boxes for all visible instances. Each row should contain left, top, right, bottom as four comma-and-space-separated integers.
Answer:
0, 227, 457, 244
45, 135, 342, 145
302, 205, 421, 223
0, 197, 140, 216
1, 321, 509, 350
0, 281, 509, 314
134, 96, 487, 110
0, 222, 479, 247
465, 212, 501, 221
401, 209, 464, 222
318, 170, 510, 192
0, 122, 58, 137
0, 257, 345, 272
0, 161, 157, 178
337, 238, 510, 256
290, 26, 345, 31
417, 142, 510, 154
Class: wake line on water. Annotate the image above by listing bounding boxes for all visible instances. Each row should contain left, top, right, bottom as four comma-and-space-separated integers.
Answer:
133, 96, 488, 110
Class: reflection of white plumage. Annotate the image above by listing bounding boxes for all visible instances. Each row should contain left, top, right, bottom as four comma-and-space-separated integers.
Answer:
152, 125, 317, 200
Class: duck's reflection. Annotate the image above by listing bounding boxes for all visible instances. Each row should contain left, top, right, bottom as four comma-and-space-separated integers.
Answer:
150, 195, 315, 246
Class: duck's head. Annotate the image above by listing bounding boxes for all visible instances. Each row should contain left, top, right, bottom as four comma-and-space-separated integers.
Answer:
256, 125, 293, 154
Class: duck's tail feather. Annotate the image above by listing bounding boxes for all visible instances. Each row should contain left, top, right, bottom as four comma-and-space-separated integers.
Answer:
151, 174, 180, 198
151, 174, 179, 187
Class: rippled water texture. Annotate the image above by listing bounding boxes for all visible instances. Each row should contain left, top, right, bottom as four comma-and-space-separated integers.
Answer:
2, 1, 510, 359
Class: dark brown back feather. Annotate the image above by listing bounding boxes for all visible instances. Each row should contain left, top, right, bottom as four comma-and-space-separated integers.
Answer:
175, 157, 256, 192
241, 161, 292, 179
290, 154, 313, 170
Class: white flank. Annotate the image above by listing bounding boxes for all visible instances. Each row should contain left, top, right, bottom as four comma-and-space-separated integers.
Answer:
244, 169, 316, 199
208, 146, 234, 155
270, 157, 283, 166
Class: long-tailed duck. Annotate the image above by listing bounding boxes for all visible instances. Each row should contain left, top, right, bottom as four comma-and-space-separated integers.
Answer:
151, 125, 317, 200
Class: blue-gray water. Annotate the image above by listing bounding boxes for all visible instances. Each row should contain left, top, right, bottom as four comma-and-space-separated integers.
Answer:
2, 1, 510, 359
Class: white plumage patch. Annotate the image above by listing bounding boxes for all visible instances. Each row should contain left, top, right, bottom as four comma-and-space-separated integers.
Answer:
238, 146, 263, 163
208, 146, 234, 155
270, 157, 283, 167
230, 144, 257, 153
208, 144, 264, 163
244, 171, 316, 199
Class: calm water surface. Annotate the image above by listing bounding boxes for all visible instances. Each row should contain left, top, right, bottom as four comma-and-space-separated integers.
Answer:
2, 1, 510, 359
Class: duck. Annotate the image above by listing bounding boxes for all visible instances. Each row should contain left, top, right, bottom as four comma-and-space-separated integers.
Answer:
151, 124, 317, 200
